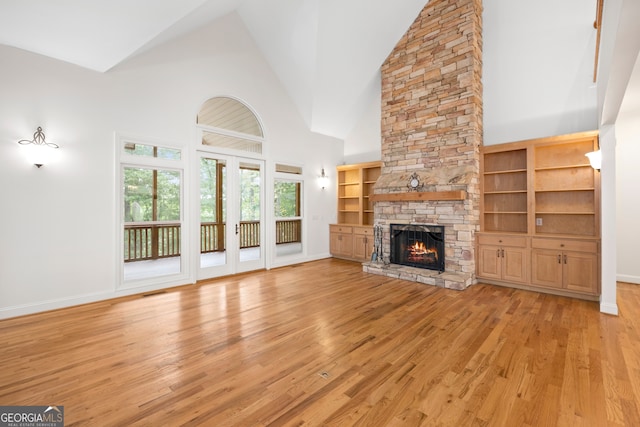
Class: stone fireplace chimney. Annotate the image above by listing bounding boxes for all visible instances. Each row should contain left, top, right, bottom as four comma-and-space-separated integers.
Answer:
364, 0, 482, 290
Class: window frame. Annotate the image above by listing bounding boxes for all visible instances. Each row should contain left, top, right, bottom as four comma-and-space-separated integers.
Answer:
116, 133, 190, 290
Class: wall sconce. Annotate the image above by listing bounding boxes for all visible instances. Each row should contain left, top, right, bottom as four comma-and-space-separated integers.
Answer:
585, 150, 601, 170
585, 140, 601, 171
318, 168, 329, 189
18, 126, 59, 168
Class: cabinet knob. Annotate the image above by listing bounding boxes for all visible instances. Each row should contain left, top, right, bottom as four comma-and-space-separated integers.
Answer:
499, 240, 502, 243
560, 244, 565, 247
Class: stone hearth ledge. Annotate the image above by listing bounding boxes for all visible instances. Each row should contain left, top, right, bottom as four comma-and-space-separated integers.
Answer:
363, 262, 475, 291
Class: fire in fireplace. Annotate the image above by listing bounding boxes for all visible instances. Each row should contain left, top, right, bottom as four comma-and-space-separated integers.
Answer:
390, 224, 445, 272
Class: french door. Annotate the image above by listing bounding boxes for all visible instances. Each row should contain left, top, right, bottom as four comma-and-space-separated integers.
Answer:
197, 152, 265, 279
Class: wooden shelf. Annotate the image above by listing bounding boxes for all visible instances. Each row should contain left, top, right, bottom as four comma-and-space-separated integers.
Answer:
536, 212, 595, 215
485, 211, 527, 214
331, 162, 380, 261
535, 188, 594, 192
484, 169, 527, 175
481, 147, 528, 234
534, 165, 591, 171
484, 190, 527, 195
336, 161, 381, 226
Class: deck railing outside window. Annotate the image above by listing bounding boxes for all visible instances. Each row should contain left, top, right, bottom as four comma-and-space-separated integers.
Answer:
124, 219, 301, 262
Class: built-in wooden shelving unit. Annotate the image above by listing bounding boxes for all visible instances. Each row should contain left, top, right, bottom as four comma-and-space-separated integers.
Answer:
477, 131, 601, 300
332, 161, 381, 262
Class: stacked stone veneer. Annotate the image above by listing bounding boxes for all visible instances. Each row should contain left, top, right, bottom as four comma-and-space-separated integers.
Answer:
364, 0, 483, 290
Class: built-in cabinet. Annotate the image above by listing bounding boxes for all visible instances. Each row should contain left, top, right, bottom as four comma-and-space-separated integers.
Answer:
330, 225, 354, 258
476, 234, 528, 284
477, 131, 600, 300
353, 226, 375, 261
330, 161, 381, 262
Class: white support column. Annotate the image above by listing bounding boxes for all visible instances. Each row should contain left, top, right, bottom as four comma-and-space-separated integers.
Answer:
599, 125, 618, 315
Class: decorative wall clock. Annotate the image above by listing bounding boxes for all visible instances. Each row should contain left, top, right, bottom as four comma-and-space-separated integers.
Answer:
407, 172, 423, 191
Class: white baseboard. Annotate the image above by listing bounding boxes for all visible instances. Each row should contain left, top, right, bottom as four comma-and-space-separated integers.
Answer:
0, 291, 114, 320
269, 253, 332, 270
600, 301, 619, 316
616, 274, 640, 285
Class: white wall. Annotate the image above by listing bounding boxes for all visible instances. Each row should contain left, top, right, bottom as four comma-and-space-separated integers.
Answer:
615, 110, 640, 284
483, 0, 599, 145
343, 72, 382, 164
0, 12, 343, 319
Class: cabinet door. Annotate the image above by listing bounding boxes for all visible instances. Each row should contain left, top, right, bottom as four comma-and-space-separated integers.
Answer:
531, 249, 563, 288
563, 251, 598, 294
330, 231, 341, 255
477, 245, 502, 280
353, 234, 369, 261
502, 247, 528, 284
339, 233, 353, 258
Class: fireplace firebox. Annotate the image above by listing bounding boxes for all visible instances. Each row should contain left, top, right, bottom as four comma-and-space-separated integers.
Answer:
390, 224, 445, 272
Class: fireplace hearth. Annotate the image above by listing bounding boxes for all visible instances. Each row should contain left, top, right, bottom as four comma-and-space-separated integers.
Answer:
390, 224, 444, 272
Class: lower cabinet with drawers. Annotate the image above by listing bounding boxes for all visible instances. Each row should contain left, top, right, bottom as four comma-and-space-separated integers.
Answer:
477, 234, 528, 285
330, 224, 374, 262
530, 238, 599, 296
476, 233, 600, 300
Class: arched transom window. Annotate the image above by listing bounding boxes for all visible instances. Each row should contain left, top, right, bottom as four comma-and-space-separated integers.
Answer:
197, 97, 264, 154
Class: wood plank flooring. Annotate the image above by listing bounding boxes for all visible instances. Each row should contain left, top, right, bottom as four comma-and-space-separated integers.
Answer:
1, 258, 639, 426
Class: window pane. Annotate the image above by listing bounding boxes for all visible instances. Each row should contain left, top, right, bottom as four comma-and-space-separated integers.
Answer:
240, 167, 260, 221
122, 166, 182, 281
124, 168, 180, 222
123, 142, 181, 160
274, 181, 300, 218
200, 158, 217, 222
157, 170, 181, 221
157, 147, 181, 160
276, 164, 302, 174
124, 168, 153, 222
202, 131, 262, 154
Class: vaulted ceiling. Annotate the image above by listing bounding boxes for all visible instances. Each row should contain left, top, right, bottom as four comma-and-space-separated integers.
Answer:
1, 0, 638, 139
0, 0, 427, 139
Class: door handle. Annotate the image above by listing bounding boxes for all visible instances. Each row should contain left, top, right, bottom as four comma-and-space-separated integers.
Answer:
501, 249, 504, 258
235, 224, 239, 235
563, 254, 567, 264
557, 254, 561, 264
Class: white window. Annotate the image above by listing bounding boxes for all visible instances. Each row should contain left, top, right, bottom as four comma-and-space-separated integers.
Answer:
117, 138, 187, 287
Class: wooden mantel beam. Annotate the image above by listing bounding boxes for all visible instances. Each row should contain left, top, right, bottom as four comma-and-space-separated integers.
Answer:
369, 190, 466, 202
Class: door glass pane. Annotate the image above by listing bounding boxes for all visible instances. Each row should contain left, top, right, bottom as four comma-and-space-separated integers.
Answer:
239, 163, 261, 262
275, 179, 302, 256
200, 157, 227, 268
123, 167, 181, 280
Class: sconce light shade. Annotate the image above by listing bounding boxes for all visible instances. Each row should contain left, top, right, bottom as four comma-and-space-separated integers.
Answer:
18, 126, 59, 168
585, 150, 601, 170
318, 168, 329, 189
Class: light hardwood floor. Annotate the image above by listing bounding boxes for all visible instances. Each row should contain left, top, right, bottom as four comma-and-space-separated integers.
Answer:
1, 258, 639, 426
